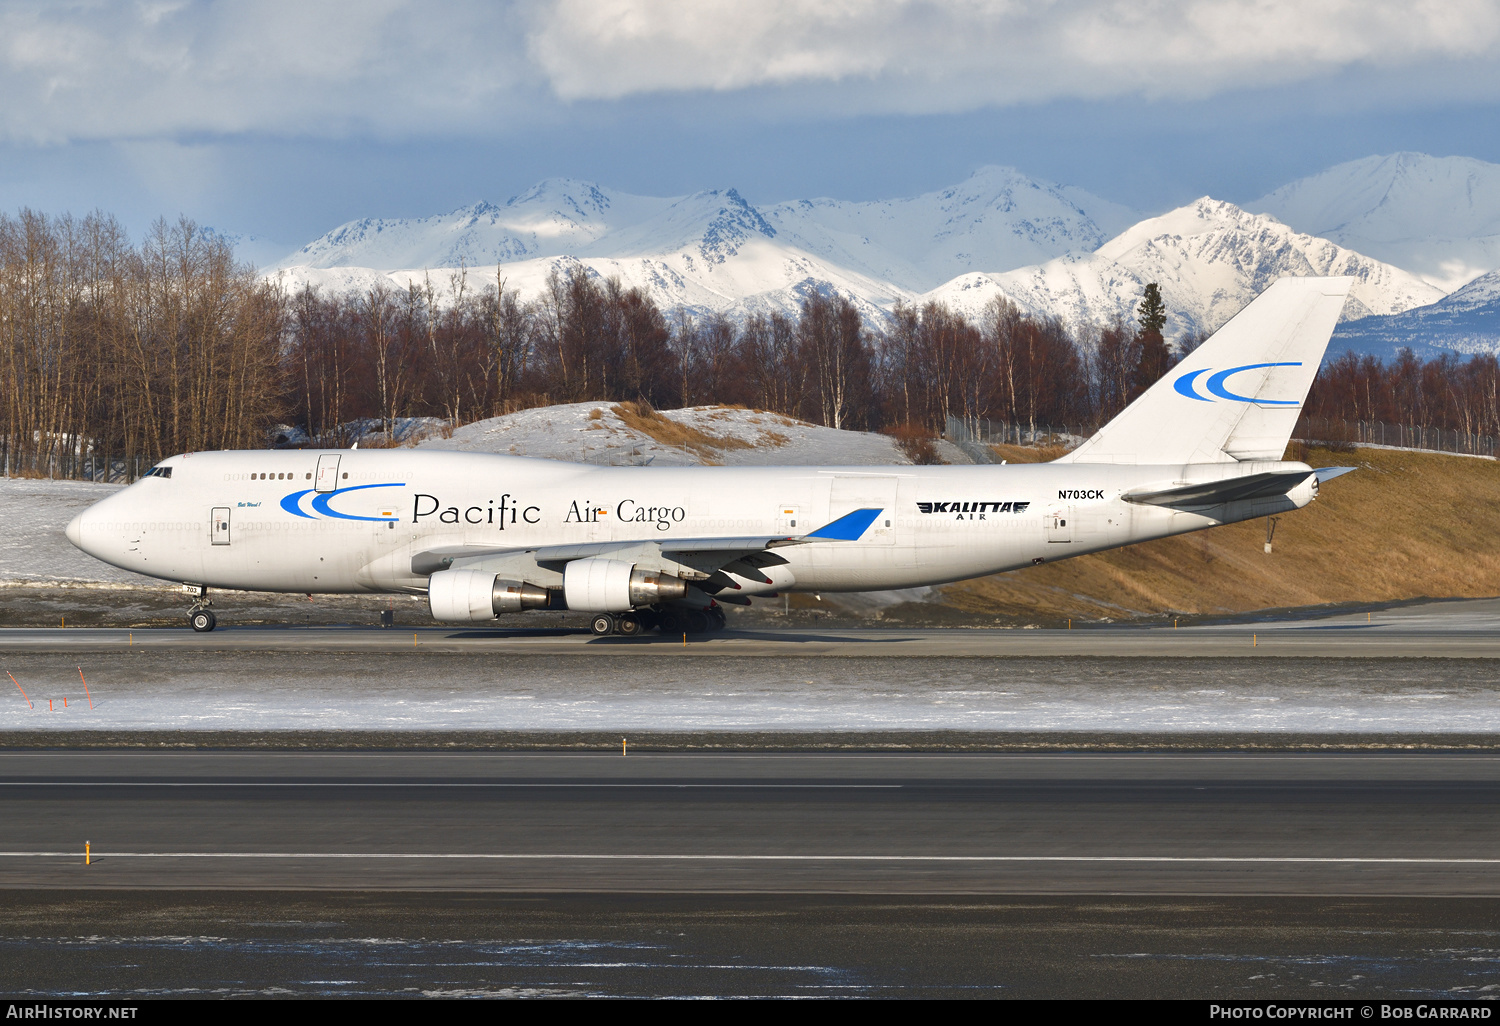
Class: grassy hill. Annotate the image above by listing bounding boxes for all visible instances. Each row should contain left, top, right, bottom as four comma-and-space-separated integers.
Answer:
937, 444, 1500, 624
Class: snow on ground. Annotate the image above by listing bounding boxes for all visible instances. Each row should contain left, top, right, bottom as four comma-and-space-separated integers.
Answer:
417, 402, 930, 467
3, 652, 1496, 733
0, 478, 158, 587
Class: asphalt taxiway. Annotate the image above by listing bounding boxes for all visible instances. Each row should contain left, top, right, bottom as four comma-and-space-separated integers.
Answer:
6, 597, 1500, 656
0, 624, 1495, 657
5, 750, 1500, 895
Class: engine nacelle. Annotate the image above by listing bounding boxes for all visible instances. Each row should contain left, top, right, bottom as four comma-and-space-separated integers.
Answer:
428, 568, 550, 622
562, 558, 688, 611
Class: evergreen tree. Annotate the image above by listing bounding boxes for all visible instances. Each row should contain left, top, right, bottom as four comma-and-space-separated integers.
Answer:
1130, 282, 1171, 397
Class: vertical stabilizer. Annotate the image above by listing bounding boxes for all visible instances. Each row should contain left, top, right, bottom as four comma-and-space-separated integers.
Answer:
1056, 276, 1353, 465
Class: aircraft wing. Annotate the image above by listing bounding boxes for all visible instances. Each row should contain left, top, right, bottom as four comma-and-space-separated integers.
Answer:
411, 508, 886, 593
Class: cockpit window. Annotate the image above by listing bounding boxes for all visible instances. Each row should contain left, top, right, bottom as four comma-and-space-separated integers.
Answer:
145, 466, 173, 479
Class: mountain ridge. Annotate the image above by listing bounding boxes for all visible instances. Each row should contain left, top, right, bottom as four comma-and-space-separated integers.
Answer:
257, 157, 1496, 357
1253, 152, 1500, 292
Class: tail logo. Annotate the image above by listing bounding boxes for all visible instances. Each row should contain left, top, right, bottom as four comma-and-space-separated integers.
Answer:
1173, 362, 1302, 406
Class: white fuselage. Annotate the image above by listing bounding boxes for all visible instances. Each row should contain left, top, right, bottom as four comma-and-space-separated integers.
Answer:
66, 448, 1317, 598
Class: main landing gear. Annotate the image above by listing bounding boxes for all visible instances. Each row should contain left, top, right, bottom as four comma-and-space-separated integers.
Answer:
184, 585, 216, 632
588, 606, 727, 637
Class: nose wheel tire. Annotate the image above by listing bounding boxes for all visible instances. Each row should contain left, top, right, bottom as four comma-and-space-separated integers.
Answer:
189, 609, 217, 633
590, 613, 617, 637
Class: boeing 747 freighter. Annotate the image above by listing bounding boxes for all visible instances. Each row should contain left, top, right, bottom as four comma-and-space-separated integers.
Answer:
66, 277, 1356, 635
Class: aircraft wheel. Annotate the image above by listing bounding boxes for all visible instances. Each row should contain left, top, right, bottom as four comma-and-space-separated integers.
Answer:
709, 607, 727, 631
590, 613, 617, 637
189, 609, 217, 633
658, 610, 684, 635
616, 614, 643, 637
686, 610, 710, 634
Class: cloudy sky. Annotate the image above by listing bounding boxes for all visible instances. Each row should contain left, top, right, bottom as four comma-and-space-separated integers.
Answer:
3, 0, 1500, 249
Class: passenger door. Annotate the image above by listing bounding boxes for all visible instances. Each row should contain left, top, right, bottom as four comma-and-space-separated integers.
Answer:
315, 454, 341, 493
211, 507, 231, 546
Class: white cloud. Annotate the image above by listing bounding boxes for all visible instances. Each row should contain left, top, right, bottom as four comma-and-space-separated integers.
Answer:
2, 0, 1498, 144
527, 0, 1500, 106
0, 0, 536, 143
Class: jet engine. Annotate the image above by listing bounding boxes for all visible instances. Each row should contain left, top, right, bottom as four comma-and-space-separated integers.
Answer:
562, 558, 688, 612
428, 568, 550, 622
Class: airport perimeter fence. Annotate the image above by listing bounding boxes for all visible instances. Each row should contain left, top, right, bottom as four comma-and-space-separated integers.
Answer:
944, 416, 1088, 448
944, 414, 1498, 459
1294, 417, 1497, 458
1, 444, 153, 483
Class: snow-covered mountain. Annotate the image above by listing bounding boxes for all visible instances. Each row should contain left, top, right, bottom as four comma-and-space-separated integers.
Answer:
269, 161, 1485, 346
272, 168, 1134, 321
1253, 153, 1500, 292
281, 179, 674, 270
1329, 269, 1500, 361
760, 166, 1135, 292
282, 187, 908, 326
916, 198, 1445, 341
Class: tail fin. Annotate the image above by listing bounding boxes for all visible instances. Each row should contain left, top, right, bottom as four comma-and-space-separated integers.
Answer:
1057, 276, 1353, 465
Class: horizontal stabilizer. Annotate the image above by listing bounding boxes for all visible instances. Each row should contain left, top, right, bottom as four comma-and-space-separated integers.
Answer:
1123, 470, 1316, 509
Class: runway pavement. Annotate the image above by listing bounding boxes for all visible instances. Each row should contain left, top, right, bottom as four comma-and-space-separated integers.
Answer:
6, 750, 1500, 895
0, 624, 1493, 657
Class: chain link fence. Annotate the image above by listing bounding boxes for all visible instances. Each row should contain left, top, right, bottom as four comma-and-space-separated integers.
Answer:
2, 444, 152, 483
1294, 417, 1496, 458
946, 415, 1497, 460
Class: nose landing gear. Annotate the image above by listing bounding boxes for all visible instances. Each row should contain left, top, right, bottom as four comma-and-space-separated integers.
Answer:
184, 585, 216, 632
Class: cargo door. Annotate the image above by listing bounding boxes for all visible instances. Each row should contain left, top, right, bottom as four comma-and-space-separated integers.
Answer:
315, 454, 341, 493
1044, 506, 1073, 543
211, 507, 231, 546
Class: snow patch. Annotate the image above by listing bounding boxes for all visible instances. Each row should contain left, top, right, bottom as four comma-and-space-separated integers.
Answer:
417, 402, 911, 467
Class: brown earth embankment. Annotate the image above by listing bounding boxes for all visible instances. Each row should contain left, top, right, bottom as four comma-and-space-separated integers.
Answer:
939, 444, 1500, 624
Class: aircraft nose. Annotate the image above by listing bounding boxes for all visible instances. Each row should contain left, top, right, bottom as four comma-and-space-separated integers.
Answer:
65, 512, 85, 550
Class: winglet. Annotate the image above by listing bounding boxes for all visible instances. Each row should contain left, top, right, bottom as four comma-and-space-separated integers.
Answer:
807, 508, 883, 541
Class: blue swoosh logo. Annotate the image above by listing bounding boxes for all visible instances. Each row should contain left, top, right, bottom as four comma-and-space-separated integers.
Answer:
1173, 368, 1212, 402
1173, 362, 1302, 405
280, 489, 316, 518
282, 482, 406, 521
